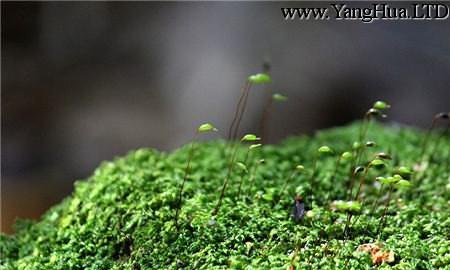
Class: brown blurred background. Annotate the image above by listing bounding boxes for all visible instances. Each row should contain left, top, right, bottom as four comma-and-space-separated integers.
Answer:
2, 2, 449, 233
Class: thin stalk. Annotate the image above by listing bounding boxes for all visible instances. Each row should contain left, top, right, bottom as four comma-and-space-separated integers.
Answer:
247, 160, 263, 197
416, 122, 449, 188
237, 149, 251, 198
377, 185, 394, 239
310, 155, 318, 187
370, 184, 384, 216
347, 169, 358, 199
273, 169, 297, 207
344, 167, 368, 236
350, 194, 370, 230
347, 117, 368, 184
259, 94, 273, 144
428, 124, 449, 164
358, 114, 370, 142
353, 166, 369, 201
348, 149, 358, 182
212, 143, 240, 216
331, 155, 342, 182
227, 81, 251, 141
348, 168, 373, 229
174, 133, 198, 229
343, 213, 352, 237
231, 82, 251, 141
419, 117, 439, 161
419, 113, 450, 163
355, 117, 371, 166
447, 126, 450, 171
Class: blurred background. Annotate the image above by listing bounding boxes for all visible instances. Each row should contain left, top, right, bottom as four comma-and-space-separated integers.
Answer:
2, 2, 449, 233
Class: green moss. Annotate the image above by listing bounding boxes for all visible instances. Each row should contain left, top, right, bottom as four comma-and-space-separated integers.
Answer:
1, 123, 449, 269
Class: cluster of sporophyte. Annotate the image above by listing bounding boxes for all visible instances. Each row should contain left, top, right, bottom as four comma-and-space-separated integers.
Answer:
1, 70, 448, 269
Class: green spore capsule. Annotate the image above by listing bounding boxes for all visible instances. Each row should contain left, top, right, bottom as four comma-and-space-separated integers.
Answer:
272, 93, 288, 102
198, 123, 218, 133
241, 134, 261, 142
248, 73, 272, 84
373, 101, 391, 110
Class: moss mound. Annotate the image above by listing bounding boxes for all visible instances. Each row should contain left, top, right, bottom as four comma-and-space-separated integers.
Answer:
1, 123, 449, 269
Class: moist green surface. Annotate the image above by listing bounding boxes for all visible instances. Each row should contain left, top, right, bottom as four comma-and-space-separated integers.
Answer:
1, 123, 449, 270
